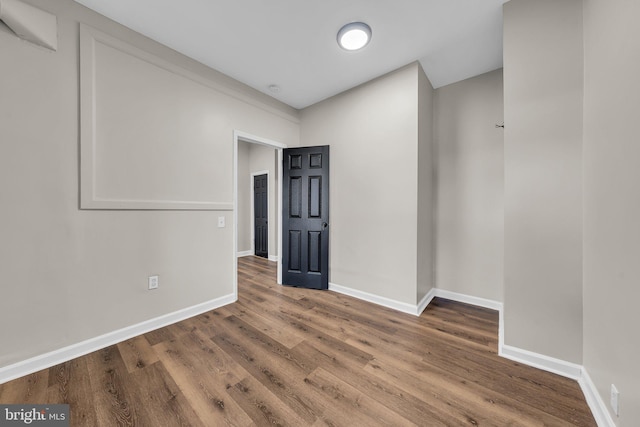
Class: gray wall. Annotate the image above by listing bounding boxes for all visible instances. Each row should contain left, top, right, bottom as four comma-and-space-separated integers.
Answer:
583, 0, 640, 422
301, 63, 430, 305
434, 69, 504, 302
503, 0, 584, 364
0, 0, 299, 368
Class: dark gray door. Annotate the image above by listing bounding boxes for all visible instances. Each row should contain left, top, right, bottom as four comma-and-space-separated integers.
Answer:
254, 174, 268, 259
282, 146, 329, 289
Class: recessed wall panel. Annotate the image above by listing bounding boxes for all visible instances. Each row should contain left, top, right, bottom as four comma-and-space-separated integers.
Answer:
80, 24, 232, 210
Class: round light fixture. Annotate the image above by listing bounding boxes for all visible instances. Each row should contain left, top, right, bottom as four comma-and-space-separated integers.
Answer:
337, 22, 372, 51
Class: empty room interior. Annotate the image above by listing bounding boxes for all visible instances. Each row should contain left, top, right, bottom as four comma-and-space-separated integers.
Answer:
0, 0, 638, 425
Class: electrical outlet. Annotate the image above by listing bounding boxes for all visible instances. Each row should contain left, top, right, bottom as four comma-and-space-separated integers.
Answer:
148, 275, 159, 290
218, 216, 225, 228
610, 384, 619, 417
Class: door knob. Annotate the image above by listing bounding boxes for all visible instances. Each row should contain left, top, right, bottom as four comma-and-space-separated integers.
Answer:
322, 222, 328, 230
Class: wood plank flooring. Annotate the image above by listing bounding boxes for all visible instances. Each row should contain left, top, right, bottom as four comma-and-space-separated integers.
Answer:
0, 256, 596, 426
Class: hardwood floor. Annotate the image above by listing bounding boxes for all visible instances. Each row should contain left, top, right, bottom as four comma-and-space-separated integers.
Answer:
0, 256, 596, 426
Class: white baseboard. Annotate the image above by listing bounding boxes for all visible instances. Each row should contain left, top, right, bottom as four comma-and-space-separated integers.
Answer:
432, 289, 503, 311
326, 285, 500, 318
417, 288, 436, 315
0, 281, 611, 427
499, 345, 614, 427
329, 282, 426, 316
431, 289, 504, 352
268, 255, 279, 262
436, 289, 612, 427
579, 369, 616, 427
325, 284, 514, 379
0, 293, 236, 385
499, 344, 583, 380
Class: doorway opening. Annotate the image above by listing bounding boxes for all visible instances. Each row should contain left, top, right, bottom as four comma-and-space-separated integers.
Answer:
252, 172, 269, 259
233, 130, 287, 300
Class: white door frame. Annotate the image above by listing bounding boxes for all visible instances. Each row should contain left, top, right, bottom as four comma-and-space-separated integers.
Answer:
233, 130, 286, 301
250, 169, 270, 259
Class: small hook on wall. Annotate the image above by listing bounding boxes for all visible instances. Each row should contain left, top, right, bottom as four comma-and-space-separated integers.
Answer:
495, 123, 504, 129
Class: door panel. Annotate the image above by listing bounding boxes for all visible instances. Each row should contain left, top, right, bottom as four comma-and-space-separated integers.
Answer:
282, 146, 329, 290
308, 231, 321, 273
289, 177, 302, 218
253, 174, 268, 259
288, 230, 301, 271
309, 177, 322, 218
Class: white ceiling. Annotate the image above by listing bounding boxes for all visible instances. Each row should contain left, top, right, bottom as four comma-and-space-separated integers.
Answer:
73, 0, 507, 109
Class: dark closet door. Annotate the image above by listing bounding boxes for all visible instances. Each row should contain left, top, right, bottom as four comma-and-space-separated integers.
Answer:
282, 146, 329, 289
254, 174, 268, 259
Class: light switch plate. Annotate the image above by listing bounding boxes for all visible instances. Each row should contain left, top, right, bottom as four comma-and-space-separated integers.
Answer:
218, 216, 225, 228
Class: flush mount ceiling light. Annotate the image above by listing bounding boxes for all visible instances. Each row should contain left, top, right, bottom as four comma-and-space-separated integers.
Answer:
337, 22, 372, 51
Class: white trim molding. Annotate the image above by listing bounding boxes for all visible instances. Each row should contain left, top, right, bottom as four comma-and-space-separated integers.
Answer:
432, 289, 503, 311
499, 345, 583, 380
417, 288, 436, 315
329, 282, 434, 316
499, 345, 615, 427
431, 289, 504, 351
579, 369, 616, 427
276, 148, 284, 285
79, 24, 234, 211
0, 293, 235, 385
431, 290, 610, 426
326, 285, 502, 318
